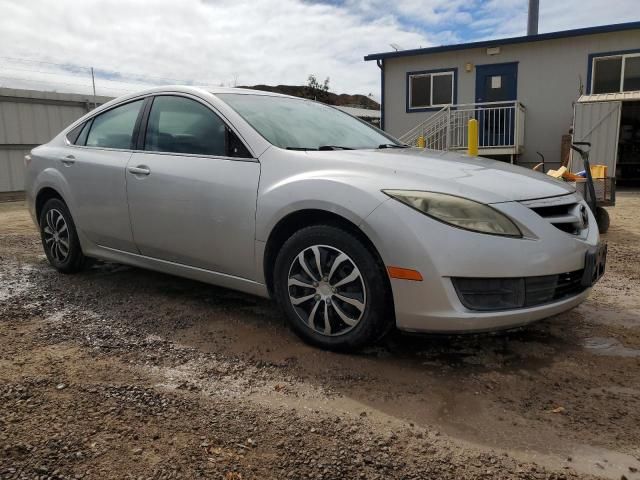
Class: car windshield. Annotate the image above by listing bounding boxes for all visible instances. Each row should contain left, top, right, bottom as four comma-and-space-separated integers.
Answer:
216, 93, 402, 150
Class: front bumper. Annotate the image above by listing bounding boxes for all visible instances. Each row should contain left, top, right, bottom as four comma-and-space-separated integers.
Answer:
360, 194, 600, 333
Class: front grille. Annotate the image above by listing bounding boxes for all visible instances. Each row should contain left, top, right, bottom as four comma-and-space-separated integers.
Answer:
520, 195, 587, 236
524, 270, 585, 305
452, 270, 586, 311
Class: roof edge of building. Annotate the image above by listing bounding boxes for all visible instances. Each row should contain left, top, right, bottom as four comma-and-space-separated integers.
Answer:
364, 21, 640, 61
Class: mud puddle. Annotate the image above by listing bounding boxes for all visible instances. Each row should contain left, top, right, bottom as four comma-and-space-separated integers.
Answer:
576, 303, 640, 328
154, 324, 640, 480
583, 337, 640, 357
159, 316, 640, 478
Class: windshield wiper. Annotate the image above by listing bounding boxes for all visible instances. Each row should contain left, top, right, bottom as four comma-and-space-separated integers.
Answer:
286, 145, 354, 151
378, 143, 409, 149
318, 145, 354, 150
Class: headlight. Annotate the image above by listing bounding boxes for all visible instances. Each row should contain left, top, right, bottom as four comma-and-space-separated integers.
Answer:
383, 190, 522, 237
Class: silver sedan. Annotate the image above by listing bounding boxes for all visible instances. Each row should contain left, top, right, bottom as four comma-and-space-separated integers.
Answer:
24, 86, 605, 350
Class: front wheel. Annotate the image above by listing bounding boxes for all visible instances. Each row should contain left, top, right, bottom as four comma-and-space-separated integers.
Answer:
273, 225, 393, 351
39, 198, 89, 273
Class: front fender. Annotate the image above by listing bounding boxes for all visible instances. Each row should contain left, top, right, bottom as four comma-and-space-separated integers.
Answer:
255, 175, 387, 242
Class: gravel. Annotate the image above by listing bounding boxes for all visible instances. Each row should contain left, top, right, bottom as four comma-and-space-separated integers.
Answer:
2, 194, 640, 479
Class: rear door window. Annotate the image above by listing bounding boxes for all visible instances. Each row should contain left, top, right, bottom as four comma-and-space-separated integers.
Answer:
86, 100, 144, 149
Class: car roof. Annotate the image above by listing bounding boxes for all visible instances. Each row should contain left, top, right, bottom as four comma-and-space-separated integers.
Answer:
110, 85, 299, 102
208, 86, 295, 98
83, 85, 303, 124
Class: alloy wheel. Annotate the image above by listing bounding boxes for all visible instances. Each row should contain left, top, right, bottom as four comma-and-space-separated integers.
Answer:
43, 208, 70, 263
287, 245, 366, 336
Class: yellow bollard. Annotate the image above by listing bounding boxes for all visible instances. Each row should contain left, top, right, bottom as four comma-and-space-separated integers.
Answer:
468, 119, 479, 156
417, 135, 426, 149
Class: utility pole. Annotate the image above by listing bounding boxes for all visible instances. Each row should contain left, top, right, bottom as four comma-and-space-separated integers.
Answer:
527, 0, 539, 36
90, 67, 97, 109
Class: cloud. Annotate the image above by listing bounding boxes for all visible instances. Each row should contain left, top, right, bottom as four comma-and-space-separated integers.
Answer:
0, 0, 637, 99
0, 0, 430, 98
539, 0, 639, 32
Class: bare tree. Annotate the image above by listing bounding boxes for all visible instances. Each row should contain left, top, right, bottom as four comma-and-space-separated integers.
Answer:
305, 74, 330, 101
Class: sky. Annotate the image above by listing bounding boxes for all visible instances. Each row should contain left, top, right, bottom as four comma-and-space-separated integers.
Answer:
0, 0, 638, 100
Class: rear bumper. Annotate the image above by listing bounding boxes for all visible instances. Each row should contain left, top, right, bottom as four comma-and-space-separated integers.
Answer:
360, 195, 599, 333
26, 190, 37, 226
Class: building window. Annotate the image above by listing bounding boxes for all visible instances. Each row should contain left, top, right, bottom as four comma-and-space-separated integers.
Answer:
592, 53, 640, 94
408, 70, 454, 109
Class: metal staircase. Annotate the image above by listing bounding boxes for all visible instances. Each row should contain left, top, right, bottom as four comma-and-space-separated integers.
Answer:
399, 101, 526, 157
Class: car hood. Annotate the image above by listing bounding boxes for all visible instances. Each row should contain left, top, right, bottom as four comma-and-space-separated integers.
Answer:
305, 148, 575, 204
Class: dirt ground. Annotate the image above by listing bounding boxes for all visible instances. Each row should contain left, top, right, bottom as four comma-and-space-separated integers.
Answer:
1, 193, 639, 480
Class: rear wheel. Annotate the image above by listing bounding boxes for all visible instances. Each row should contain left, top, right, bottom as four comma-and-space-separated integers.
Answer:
273, 225, 393, 351
39, 198, 88, 273
595, 206, 610, 234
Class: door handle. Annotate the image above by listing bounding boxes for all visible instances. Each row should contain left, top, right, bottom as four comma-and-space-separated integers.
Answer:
61, 155, 75, 166
128, 165, 151, 176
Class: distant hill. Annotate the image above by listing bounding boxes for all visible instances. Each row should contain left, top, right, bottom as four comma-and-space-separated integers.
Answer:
239, 84, 380, 110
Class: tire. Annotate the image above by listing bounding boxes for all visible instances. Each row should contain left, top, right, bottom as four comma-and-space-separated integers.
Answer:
273, 225, 393, 351
595, 206, 610, 234
39, 198, 88, 273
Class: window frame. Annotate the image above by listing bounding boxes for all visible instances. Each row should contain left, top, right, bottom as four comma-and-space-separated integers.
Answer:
588, 49, 640, 94
406, 68, 457, 113
63, 92, 255, 161
138, 93, 254, 161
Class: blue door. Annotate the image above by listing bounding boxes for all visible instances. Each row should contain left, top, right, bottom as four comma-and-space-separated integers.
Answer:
475, 63, 518, 147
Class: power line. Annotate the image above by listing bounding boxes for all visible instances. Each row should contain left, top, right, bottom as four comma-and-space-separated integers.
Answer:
0, 68, 200, 90
0, 55, 220, 86
0, 55, 89, 70
0, 74, 91, 89
0, 59, 159, 85
0, 55, 231, 96
0, 64, 169, 92
0, 66, 93, 77
0, 75, 138, 93
0, 73, 223, 95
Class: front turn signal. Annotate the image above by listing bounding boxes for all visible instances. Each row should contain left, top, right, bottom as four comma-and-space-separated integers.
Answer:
387, 266, 423, 281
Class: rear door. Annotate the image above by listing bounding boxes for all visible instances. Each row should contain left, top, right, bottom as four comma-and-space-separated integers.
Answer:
571, 100, 621, 172
60, 99, 144, 252
125, 94, 260, 280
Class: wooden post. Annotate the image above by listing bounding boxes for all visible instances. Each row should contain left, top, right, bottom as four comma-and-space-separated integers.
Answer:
560, 134, 572, 167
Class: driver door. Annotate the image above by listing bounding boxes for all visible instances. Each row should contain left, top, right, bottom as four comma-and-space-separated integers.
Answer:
125, 94, 260, 280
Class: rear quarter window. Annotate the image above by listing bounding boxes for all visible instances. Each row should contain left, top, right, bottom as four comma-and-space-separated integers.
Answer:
66, 122, 87, 144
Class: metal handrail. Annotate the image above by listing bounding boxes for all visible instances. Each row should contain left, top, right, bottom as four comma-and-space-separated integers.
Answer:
399, 100, 526, 152
446, 100, 526, 109
398, 104, 449, 144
